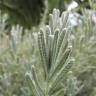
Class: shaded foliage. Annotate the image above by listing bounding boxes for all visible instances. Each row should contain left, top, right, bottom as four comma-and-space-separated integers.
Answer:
0, 0, 46, 29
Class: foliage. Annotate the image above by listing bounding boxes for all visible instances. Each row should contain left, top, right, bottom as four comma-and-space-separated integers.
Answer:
0, 0, 46, 29
0, 0, 96, 33
0, 14, 39, 95
0, 5, 96, 96
48, 0, 70, 12
25, 9, 76, 96
70, 11, 96, 96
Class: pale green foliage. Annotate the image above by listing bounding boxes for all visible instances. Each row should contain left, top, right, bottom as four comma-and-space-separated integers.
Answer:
0, 8, 96, 96
70, 10, 96, 96
66, 71, 83, 96
0, 11, 8, 37
0, 15, 38, 95
25, 9, 78, 96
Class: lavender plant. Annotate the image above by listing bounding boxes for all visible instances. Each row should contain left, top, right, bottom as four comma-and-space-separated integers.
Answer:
70, 10, 96, 96
0, 12, 38, 96
25, 9, 79, 96
0, 7, 96, 96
